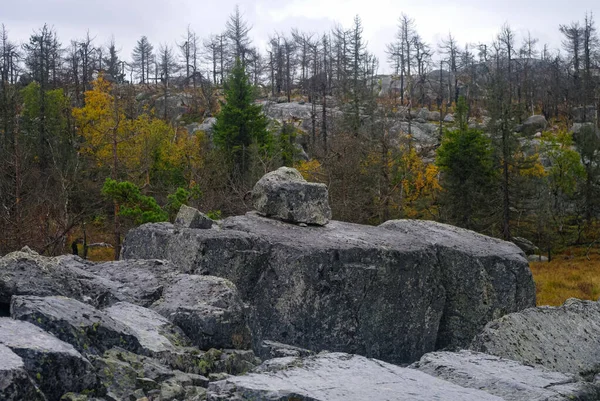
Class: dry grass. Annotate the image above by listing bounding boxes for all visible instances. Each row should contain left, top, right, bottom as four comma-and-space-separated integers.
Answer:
531, 250, 600, 306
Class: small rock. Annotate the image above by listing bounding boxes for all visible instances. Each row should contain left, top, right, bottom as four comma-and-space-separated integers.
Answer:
175, 205, 214, 229
527, 254, 549, 262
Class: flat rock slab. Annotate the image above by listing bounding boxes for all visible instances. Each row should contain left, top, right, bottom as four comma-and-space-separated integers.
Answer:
0, 318, 98, 401
207, 352, 503, 401
104, 302, 191, 354
0, 344, 45, 401
153, 275, 252, 350
411, 350, 600, 401
11, 295, 141, 355
123, 214, 534, 365
471, 298, 600, 376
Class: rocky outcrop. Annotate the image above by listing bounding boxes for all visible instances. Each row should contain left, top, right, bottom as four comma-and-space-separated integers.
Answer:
251, 167, 332, 225
11, 295, 142, 355
411, 350, 600, 401
152, 275, 252, 351
175, 205, 215, 229
0, 318, 99, 401
471, 298, 600, 377
0, 249, 128, 309
122, 211, 534, 364
207, 352, 503, 400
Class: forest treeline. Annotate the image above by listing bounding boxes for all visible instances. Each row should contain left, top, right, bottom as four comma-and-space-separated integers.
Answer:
1, 7, 599, 259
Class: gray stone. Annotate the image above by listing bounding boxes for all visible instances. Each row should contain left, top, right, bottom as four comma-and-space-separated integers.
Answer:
11, 295, 141, 355
444, 113, 455, 123
0, 250, 129, 308
519, 115, 548, 135
122, 213, 534, 365
258, 340, 314, 360
512, 236, 539, 255
528, 254, 549, 262
0, 318, 98, 401
380, 219, 534, 350
0, 344, 45, 401
152, 275, 252, 350
471, 298, 600, 377
175, 205, 214, 229
207, 352, 503, 401
104, 302, 191, 353
251, 167, 332, 226
80, 259, 180, 305
411, 350, 600, 401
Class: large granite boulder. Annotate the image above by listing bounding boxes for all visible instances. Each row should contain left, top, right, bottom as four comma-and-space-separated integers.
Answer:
122, 212, 534, 364
471, 298, 600, 377
0, 318, 99, 401
207, 352, 503, 400
11, 295, 141, 355
380, 220, 535, 349
0, 344, 45, 401
251, 167, 332, 226
152, 275, 252, 351
411, 350, 600, 401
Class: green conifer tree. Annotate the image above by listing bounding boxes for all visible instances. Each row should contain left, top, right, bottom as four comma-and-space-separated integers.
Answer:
213, 58, 270, 176
436, 96, 497, 230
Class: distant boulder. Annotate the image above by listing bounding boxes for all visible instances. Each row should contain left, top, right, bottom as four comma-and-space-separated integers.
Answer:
518, 115, 548, 136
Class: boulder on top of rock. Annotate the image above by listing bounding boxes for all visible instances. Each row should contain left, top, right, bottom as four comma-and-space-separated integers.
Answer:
175, 205, 215, 229
0, 318, 98, 401
251, 167, 331, 226
207, 352, 503, 401
411, 350, 600, 401
123, 213, 534, 365
152, 275, 252, 351
471, 298, 600, 377
0, 344, 45, 401
11, 295, 141, 355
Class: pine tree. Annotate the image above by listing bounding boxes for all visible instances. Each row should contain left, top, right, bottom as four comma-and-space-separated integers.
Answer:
213, 58, 269, 176
436, 96, 497, 230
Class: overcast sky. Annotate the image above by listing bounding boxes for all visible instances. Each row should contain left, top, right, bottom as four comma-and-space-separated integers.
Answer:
2, 0, 599, 73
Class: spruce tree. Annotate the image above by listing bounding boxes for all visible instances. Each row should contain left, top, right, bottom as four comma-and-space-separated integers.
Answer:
436, 96, 497, 230
213, 58, 269, 176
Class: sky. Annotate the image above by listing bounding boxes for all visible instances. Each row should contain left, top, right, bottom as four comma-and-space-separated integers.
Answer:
2, 0, 599, 73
